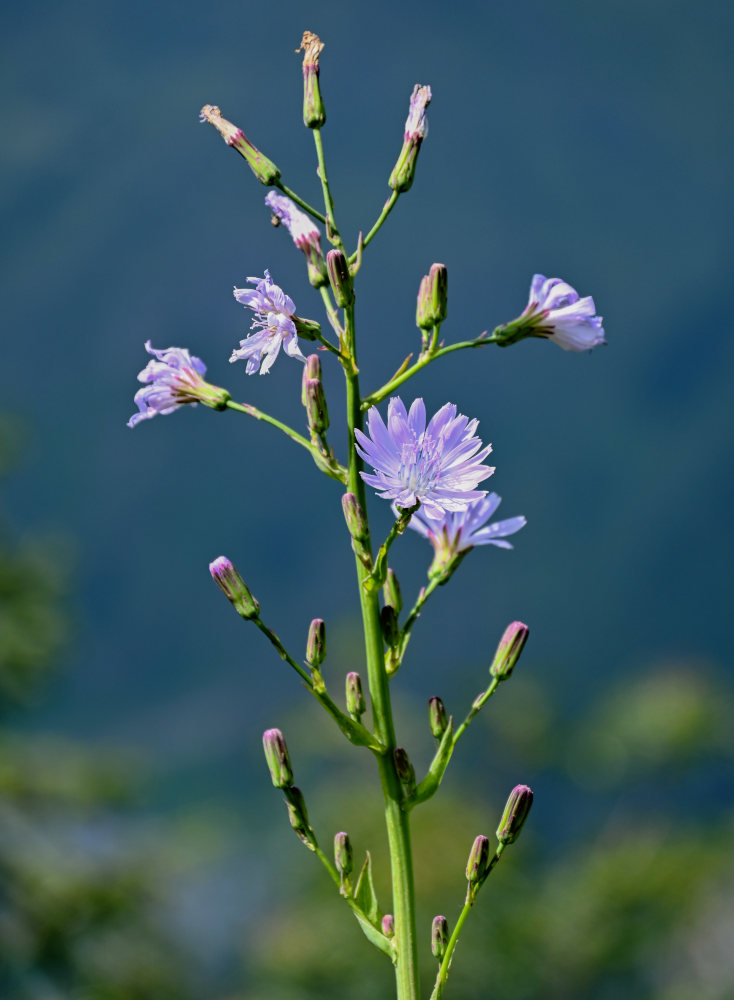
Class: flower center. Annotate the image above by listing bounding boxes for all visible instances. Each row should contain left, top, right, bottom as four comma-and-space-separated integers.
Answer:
398, 437, 442, 494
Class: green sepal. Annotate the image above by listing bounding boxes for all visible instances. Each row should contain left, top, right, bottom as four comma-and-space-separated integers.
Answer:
409, 717, 454, 807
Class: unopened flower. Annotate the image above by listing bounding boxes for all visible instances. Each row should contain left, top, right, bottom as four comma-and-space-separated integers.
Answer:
127, 341, 229, 428
389, 84, 432, 193
265, 192, 328, 287
499, 274, 605, 351
231, 270, 307, 374
355, 397, 494, 519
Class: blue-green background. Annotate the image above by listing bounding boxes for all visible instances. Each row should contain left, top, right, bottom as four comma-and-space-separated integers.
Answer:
2, 0, 733, 994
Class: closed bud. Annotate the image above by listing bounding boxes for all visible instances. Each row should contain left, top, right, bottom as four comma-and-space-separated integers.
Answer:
342, 493, 369, 542
465, 834, 490, 886
394, 747, 416, 792
428, 696, 448, 739
490, 621, 529, 681
345, 671, 365, 718
496, 784, 533, 845
296, 31, 326, 129
326, 250, 354, 307
334, 831, 353, 880
382, 914, 395, 938
293, 315, 321, 341
199, 104, 280, 186
380, 604, 400, 648
416, 263, 448, 329
262, 728, 294, 789
306, 618, 326, 667
305, 378, 329, 435
301, 354, 322, 405
431, 915, 449, 960
383, 568, 402, 615
209, 556, 260, 620
284, 786, 314, 847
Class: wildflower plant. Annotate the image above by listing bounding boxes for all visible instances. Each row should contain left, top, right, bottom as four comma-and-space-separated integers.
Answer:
129, 30, 605, 1000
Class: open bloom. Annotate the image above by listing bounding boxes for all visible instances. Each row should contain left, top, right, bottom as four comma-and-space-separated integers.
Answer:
265, 192, 328, 287
128, 341, 227, 428
355, 397, 494, 518
521, 274, 605, 351
231, 270, 306, 374
399, 493, 526, 576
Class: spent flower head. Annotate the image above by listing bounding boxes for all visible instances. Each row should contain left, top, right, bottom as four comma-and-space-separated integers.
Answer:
499, 274, 605, 351
266, 191, 328, 287
389, 84, 432, 193
127, 341, 229, 428
355, 397, 494, 519
231, 270, 307, 374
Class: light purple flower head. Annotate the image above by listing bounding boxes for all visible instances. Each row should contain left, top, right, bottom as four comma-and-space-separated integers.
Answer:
404, 84, 432, 140
127, 341, 214, 428
265, 191, 320, 251
355, 397, 494, 519
231, 270, 307, 374
522, 274, 605, 351
398, 493, 526, 576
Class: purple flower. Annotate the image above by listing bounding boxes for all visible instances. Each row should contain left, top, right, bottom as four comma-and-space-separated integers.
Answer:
231, 270, 307, 374
265, 192, 328, 287
521, 274, 605, 351
128, 341, 223, 428
400, 493, 526, 576
355, 397, 494, 519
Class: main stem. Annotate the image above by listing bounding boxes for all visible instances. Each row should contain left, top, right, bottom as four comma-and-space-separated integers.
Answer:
344, 304, 419, 1000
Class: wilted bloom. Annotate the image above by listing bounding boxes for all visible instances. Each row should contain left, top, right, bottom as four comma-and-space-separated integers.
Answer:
295, 30, 326, 128
355, 397, 494, 519
199, 104, 280, 186
265, 191, 328, 287
127, 341, 229, 428
500, 274, 605, 351
389, 84, 432, 192
401, 493, 526, 577
231, 270, 307, 374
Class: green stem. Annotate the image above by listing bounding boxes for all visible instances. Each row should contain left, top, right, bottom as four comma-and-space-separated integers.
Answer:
343, 302, 420, 1000
349, 190, 400, 264
274, 181, 326, 224
364, 503, 420, 594
319, 285, 345, 340
394, 576, 441, 671
453, 677, 501, 744
312, 129, 344, 249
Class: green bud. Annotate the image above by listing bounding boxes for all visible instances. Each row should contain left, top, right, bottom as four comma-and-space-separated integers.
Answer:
490, 621, 529, 681
199, 104, 280, 186
428, 696, 448, 739
382, 914, 395, 938
296, 31, 326, 129
306, 618, 326, 667
334, 831, 353, 881
345, 671, 365, 719
341, 493, 368, 543
465, 834, 490, 886
496, 784, 533, 845
416, 263, 448, 330
431, 915, 449, 960
394, 748, 416, 793
305, 378, 329, 436
284, 786, 315, 849
383, 568, 402, 615
326, 250, 354, 307
301, 354, 322, 406
380, 604, 400, 648
262, 728, 294, 789
209, 556, 259, 620
293, 315, 321, 341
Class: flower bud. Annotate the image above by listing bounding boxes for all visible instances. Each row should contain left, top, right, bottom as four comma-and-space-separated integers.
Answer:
380, 604, 400, 648
394, 748, 416, 792
496, 784, 533, 845
262, 728, 294, 789
334, 831, 353, 881
199, 104, 280, 185
428, 696, 448, 739
465, 834, 490, 886
326, 250, 354, 307
301, 354, 322, 405
342, 493, 368, 542
306, 618, 326, 667
382, 914, 395, 938
284, 786, 314, 847
388, 84, 432, 193
293, 315, 321, 341
305, 378, 329, 435
490, 621, 529, 681
296, 30, 326, 128
383, 568, 402, 615
416, 263, 448, 330
209, 556, 260, 620
345, 671, 365, 719
431, 915, 449, 960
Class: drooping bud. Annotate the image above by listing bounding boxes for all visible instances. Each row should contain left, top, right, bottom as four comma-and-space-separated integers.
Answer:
383, 568, 402, 615
431, 915, 449, 960
490, 621, 529, 682
326, 250, 354, 307
416, 263, 448, 330
301, 355, 322, 405
428, 696, 449, 739
388, 84, 432, 193
209, 556, 260, 620
199, 104, 280, 186
465, 834, 490, 886
262, 728, 294, 789
496, 784, 533, 845
342, 493, 369, 543
296, 31, 326, 128
394, 748, 416, 793
305, 379, 329, 436
334, 831, 353, 886
380, 604, 400, 649
284, 786, 315, 848
306, 618, 326, 667
345, 671, 365, 719
382, 914, 395, 938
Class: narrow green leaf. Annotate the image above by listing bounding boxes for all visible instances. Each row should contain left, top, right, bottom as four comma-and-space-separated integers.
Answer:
410, 717, 454, 807
354, 912, 396, 960
353, 851, 381, 926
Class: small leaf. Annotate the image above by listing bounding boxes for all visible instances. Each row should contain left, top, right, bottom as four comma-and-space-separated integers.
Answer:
353, 851, 381, 926
354, 913, 396, 960
387, 353, 414, 383
410, 717, 454, 807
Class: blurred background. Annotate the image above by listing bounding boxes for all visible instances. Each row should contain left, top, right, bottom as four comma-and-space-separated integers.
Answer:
2, 0, 733, 997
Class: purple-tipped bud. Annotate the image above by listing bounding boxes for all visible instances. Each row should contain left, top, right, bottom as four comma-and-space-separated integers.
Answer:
496, 784, 533, 845
380, 605, 400, 648
345, 671, 365, 719
306, 618, 326, 667
416, 263, 448, 330
490, 621, 529, 681
334, 831, 353, 880
465, 834, 490, 886
389, 84, 432, 193
342, 493, 369, 543
428, 696, 449, 739
431, 915, 449, 960
263, 729, 294, 789
296, 30, 326, 129
326, 250, 354, 307
382, 914, 395, 938
305, 378, 329, 435
301, 354, 322, 405
383, 568, 402, 615
284, 786, 314, 847
209, 557, 260, 620
394, 748, 416, 792
199, 104, 280, 185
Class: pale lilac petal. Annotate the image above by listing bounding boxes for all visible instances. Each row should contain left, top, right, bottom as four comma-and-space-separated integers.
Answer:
231, 271, 304, 374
